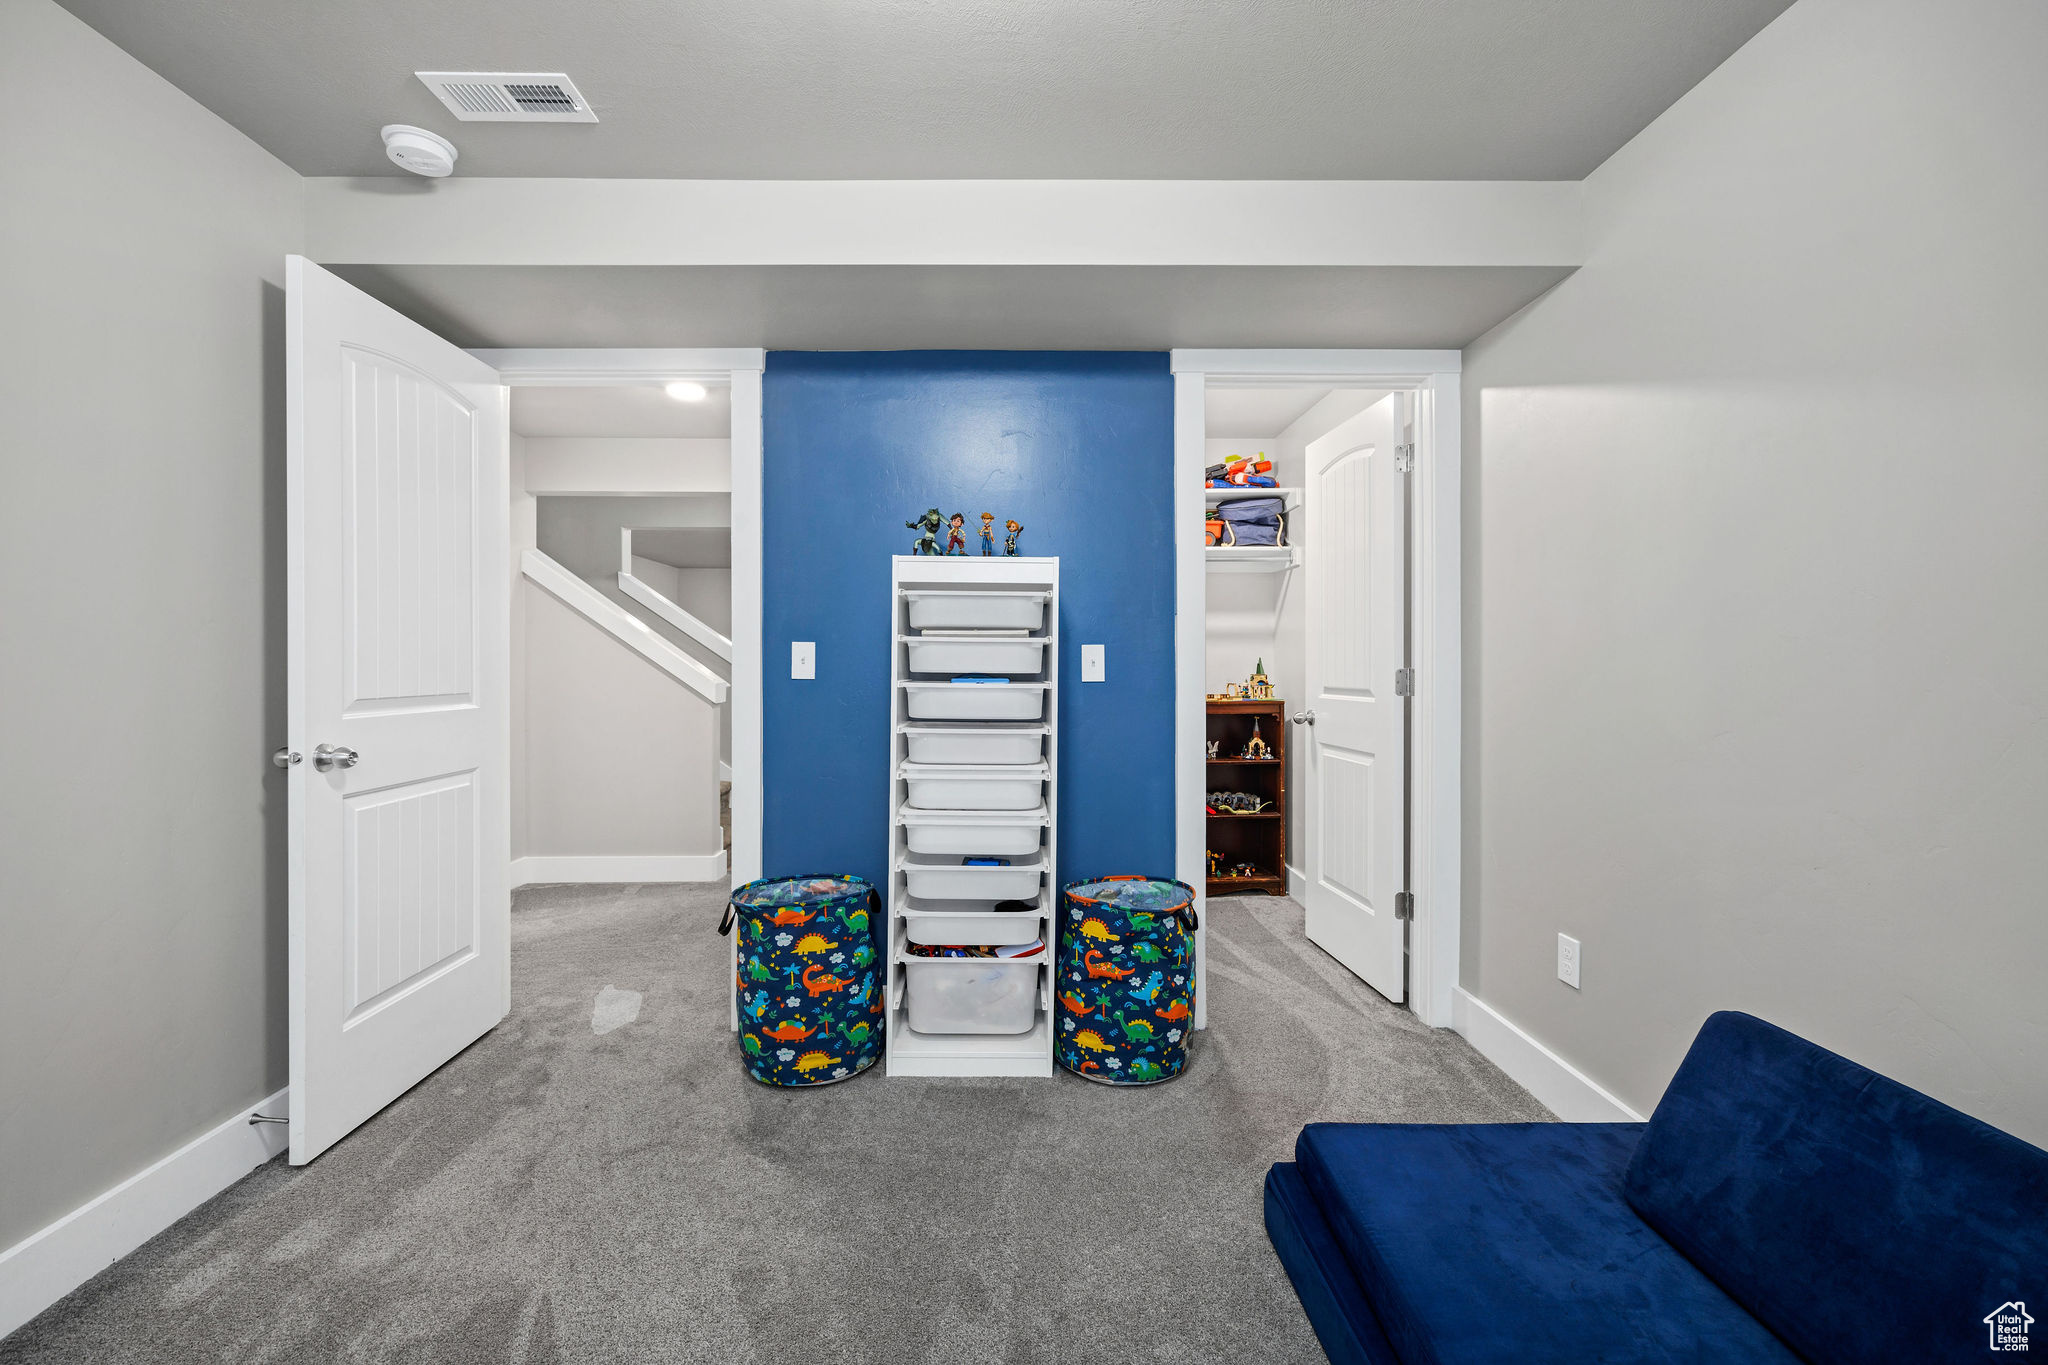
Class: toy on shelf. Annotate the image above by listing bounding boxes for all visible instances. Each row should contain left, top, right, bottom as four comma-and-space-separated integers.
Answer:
1206, 790, 1271, 815
1205, 518, 1226, 547
946, 512, 968, 555
1240, 718, 1271, 761
906, 508, 944, 555
979, 512, 996, 556
1206, 849, 1222, 879
1206, 739, 1221, 760
1004, 519, 1024, 555
1227, 861, 1263, 880
1205, 454, 1277, 489
1242, 659, 1275, 701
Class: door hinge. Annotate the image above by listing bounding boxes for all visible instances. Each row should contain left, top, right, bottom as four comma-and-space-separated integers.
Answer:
1394, 891, 1415, 921
1395, 443, 1415, 474
1395, 668, 1415, 697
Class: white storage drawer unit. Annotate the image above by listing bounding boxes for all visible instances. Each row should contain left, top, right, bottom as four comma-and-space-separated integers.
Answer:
900, 762, 1046, 811
901, 898, 1044, 946
889, 557, 1058, 1076
902, 723, 1045, 766
898, 808, 1046, 857
902, 682, 1047, 722
905, 958, 1040, 1034
905, 590, 1047, 633
900, 851, 1044, 901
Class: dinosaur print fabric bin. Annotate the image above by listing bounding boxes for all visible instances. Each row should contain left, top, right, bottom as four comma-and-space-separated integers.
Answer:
720, 874, 883, 1086
1055, 877, 1199, 1084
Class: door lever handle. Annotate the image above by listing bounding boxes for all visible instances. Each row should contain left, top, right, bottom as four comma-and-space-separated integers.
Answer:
1291, 710, 1315, 726
314, 744, 360, 771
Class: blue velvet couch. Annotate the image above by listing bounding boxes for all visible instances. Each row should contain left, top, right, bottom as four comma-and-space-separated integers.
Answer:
1264, 1011, 2048, 1365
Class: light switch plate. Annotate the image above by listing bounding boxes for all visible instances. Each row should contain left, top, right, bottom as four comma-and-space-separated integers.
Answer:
1557, 933, 1581, 990
1081, 644, 1106, 682
791, 641, 815, 680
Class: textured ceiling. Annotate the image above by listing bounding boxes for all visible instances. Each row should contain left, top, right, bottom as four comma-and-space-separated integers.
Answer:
331, 263, 1574, 350
60, 0, 1788, 179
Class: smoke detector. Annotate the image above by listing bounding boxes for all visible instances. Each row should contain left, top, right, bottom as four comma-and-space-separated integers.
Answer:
381, 125, 458, 177
416, 72, 599, 123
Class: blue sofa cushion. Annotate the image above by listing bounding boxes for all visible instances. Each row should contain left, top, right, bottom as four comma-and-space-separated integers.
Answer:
1297, 1122, 1801, 1365
1624, 1011, 2048, 1365
1264, 1162, 1404, 1365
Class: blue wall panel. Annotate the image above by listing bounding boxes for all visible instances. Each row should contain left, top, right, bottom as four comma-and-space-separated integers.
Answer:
761, 351, 1175, 895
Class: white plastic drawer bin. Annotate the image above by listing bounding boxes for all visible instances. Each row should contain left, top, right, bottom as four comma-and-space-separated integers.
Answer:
901, 898, 1044, 946
899, 809, 1045, 857
905, 959, 1039, 1034
903, 633, 1049, 678
902, 723, 1045, 766
900, 762, 1046, 811
903, 682, 1047, 722
900, 851, 1044, 901
905, 591, 1046, 633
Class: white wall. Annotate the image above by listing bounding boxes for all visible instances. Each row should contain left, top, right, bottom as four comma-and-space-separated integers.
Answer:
0, 0, 303, 1254
521, 436, 730, 493
521, 590, 724, 860
1461, 0, 2048, 1141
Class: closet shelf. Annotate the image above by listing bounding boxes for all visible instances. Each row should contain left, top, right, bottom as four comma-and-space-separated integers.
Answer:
1205, 485, 1302, 511
1205, 546, 1297, 574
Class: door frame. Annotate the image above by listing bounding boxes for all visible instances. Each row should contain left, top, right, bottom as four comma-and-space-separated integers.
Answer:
470, 348, 768, 887
1169, 349, 1462, 1029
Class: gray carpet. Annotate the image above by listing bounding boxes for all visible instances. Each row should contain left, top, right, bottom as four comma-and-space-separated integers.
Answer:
2, 887, 1548, 1364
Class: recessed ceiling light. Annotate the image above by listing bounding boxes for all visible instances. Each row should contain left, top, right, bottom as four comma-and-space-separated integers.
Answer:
665, 381, 708, 402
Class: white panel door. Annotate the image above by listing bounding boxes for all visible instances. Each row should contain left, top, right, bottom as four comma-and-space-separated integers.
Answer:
286, 257, 509, 1164
1300, 396, 1407, 1001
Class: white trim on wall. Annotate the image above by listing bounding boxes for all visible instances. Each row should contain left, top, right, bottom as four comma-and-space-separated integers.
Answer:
618, 573, 735, 662
0, 1088, 289, 1340
1453, 989, 1646, 1123
1172, 372, 1209, 1030
512, 853, 727, 887
1170, 349, 1463, 1030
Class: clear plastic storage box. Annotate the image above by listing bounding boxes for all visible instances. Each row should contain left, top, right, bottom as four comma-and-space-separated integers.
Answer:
905, 958, 1040, 1034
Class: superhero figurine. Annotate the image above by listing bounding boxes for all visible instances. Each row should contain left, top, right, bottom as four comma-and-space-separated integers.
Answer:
906, 508, 944, 555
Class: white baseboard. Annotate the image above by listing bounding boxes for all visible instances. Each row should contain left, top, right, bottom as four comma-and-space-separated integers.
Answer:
512, 852, 727, 887
1286, 863, 1306, 899
717, 761, 732, 783
1452, 988, 1645, 1123
0, 1087, 288, 1339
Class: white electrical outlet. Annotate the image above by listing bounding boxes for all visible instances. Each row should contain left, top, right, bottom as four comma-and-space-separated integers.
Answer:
1081, 644, 1106, 682
1557, 933, 1581, 990
791, 641, 815, 680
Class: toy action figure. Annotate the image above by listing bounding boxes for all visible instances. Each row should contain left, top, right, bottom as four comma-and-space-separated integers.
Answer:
1003, 518, 1024, 555
906, 508, 944, 555
979, 512, 996, 556
946, 512, 967, 555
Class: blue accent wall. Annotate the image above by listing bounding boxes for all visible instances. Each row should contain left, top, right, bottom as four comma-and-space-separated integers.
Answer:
762, 351, 1175, 895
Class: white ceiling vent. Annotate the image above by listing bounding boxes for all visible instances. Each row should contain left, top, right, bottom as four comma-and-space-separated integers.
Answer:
416, 72, 598, 123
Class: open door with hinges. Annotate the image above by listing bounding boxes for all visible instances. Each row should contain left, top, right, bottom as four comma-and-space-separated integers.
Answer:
284, 256, 510, 1163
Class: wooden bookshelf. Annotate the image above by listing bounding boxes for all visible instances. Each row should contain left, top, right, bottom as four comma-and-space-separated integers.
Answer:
1205, 697, 1288, 896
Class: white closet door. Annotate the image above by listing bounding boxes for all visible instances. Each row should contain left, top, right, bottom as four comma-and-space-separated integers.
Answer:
1300, 396, 1407, 1002
286, 257, 510, 1163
